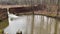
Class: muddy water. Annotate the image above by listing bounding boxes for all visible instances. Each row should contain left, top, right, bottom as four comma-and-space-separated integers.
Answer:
4, 14, 60, 34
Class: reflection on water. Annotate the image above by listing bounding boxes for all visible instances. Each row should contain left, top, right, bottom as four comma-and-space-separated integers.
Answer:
4, 14, 60, 34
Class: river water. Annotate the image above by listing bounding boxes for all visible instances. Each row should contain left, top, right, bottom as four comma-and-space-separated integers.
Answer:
4, 13, 60, 34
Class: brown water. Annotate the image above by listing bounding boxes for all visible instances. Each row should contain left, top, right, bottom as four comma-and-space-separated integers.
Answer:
4, 14, 60, 34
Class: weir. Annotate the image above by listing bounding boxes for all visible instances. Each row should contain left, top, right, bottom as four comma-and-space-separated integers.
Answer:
0, 0, 60, 34
0, 4, 60, 34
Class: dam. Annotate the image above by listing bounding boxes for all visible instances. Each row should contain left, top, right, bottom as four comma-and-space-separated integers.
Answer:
0, 0, 60, 34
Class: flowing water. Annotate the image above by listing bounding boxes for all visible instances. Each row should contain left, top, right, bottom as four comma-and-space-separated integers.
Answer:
4, 13, 60, 34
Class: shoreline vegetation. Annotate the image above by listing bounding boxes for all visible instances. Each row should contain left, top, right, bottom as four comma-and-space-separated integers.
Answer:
0, 19, 9, 29
0, 19, 9, 34
0, 8, 9, 34
0, 29, 4, 34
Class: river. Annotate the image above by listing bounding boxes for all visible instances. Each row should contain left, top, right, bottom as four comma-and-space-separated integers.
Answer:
4, 13, 60, 34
